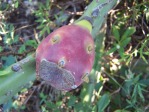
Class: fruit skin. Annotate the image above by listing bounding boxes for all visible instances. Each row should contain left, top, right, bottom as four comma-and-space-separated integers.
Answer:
36, 24, 95, 91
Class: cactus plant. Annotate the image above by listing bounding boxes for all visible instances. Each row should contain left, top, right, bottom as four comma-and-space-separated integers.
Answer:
0, 0, 119, 104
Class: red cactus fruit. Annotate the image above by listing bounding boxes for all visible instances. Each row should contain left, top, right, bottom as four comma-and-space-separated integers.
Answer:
36, 23, 95, 91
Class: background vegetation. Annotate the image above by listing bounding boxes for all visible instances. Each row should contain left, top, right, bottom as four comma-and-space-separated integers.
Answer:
0, 0, 149, 112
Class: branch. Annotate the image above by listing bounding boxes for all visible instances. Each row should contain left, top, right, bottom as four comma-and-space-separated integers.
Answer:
0, 54, 36, 104
76, 0, 119, 38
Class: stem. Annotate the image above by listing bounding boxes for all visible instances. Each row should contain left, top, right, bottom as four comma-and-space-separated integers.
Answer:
75, 20, 92, 33
79, 0, 119, 104
76, 0, 118, 38
0, 54, 36, 104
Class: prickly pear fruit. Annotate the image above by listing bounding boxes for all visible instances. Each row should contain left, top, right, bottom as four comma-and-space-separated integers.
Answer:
36, 23, 95, 91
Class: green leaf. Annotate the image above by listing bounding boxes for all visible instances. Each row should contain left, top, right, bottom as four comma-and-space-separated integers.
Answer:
132, 84, 137, 102
112, 25, 120, 41
143, 52, 149, 55
114, 109, 130, 112
14, 1, 19, 8
25, 40, 38, 48
68, 96, 76, 106
74, 102, 84, 112
46, 102, 56, 109
138, 84, 145, 102
46, 0, 50, 8
0, 2, 9, 11
46, 25, 50, 34
106, 47, 117, 54
121, 27, 136, 41
2, 55, 16, 67
121, 81, 132, 97
97, 93, 111, 112
133, 74, 141, 83
139, 79, 149, 86
0, 46, 3, 52
56, 101, 62, 107
95, 82, 103, 92
18, 45, 26, 54
13, 35, 19, 43
36, 18, 45, 23
39, 92, 47, 99
139, 39, 149, 64
142, 56, 148, 64
39, 26, 48, 37
120, 37, 131, 47
146, 11, 149, 23
118, 48, 125, 58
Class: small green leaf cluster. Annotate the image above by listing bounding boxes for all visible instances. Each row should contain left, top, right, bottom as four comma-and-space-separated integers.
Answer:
0, 22, 37, 69
0, 23, 18, 69
18, 40, 37, 54
33, 0, 52, 37
110, 25, 135, 58
0, 23, 19, 45
100, 1, 149, 111
0, 0, 19, 11
122, 70, 147, 110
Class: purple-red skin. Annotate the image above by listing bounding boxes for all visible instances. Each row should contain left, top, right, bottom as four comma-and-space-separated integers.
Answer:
36, 24, 95, 91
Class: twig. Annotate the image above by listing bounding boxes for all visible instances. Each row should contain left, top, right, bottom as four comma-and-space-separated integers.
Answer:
23, 86, 37, 105
111, 88, 121, 95
15, 24, 36, 32
34, 29, 40, 44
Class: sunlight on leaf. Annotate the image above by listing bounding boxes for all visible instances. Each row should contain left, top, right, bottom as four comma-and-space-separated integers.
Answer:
97, 93, 111, 112
121, 27, 136, 41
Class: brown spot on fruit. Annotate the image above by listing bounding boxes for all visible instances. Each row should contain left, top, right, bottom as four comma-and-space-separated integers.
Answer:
86, 44, 94, 54
50, 35, 61, 44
